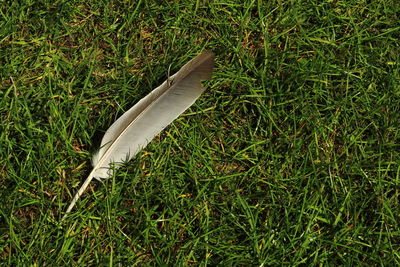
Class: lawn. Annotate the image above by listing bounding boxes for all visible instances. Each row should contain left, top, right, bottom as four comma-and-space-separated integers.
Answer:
1, 0, 399, 265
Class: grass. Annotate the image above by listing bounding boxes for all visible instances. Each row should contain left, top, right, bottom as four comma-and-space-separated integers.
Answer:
1, 0, 399, 265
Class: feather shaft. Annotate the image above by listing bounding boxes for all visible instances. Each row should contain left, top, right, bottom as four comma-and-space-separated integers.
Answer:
62, 51, 214, 220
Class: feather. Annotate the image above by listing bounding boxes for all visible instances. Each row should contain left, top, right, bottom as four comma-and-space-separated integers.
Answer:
62, 51, 215, 220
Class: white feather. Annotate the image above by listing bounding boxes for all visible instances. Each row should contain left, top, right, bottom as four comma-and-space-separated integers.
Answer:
62, 51, 215, 220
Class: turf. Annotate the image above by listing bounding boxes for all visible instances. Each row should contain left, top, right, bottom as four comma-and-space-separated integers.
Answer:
1, 0, 399, 265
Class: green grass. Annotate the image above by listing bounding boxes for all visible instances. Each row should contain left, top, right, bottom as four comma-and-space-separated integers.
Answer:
1, 0, 399, 265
